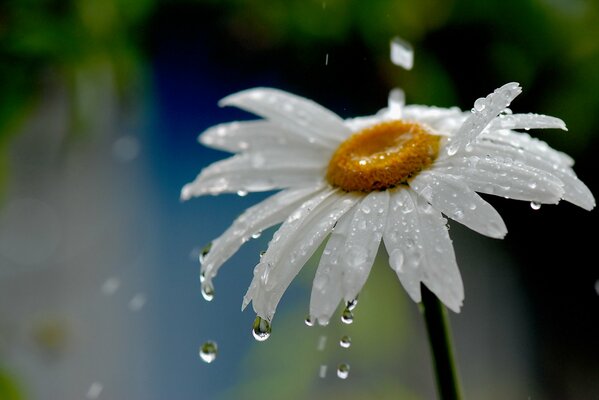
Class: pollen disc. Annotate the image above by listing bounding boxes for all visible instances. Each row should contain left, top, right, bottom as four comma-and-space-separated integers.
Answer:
327, 120, 441, 192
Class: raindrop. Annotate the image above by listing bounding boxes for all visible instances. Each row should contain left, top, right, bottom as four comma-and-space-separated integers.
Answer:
237, 190, 248, 197
101, 277, 120, 295
341, 308, 354, 324
251, 231, 262, 239
473, 98, 486, 112
530, 201, 541, 210
325, 53, 329, 66
128, 293, 146, 311
319, 365, 328, 378
339, 335, 352, 348
201, 282, 215, 302
252, 316, 272, 341
305, 316, 315, 327
86, 382, 103, 399
199, 242, 212, 265
346, 298, 358, 311
199, 341, 218, 363
337, 363, 350, 379
390, 36, 414, 70
317, 335, 327, 351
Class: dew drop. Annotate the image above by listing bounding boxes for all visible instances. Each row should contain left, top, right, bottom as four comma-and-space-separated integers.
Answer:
361, 204, 371, 214
252, 316, 272, 341
199, 341, 218, 363
339, 335, 352, 348
237, 190, 248, 197
337, 363, 350, 379
341, 308, 354, 324
346, 298, 358, 311
199, 242, 212, 265
528, 182, 537, 189
201, 282, 215, 302
530, 201, 541, 210
473, 98, 486, 112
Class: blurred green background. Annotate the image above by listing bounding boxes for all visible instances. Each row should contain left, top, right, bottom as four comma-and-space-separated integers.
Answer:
0, 0, 598, 399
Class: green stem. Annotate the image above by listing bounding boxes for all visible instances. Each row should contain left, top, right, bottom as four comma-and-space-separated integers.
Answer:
422, 286, 463, 400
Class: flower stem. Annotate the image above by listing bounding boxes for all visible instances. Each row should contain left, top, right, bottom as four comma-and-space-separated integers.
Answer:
421, 286, 462, 400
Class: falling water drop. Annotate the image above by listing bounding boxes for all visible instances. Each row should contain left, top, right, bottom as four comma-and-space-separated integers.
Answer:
199, 242, 212, 265
252, 316, 272, 341
199, 341, 218, 363
319, 365, 328, 378
337, 363, 350, 379
530, 201, 541, 210
339, 335, 352, 349
341, 308, 354, 324
317, 335, 327, 351
201, 282, 215, 302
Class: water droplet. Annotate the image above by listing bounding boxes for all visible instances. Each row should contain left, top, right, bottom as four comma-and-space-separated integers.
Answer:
530, 201, 541, 210
199, 242, 212, 265
251, 231, 262, 239
390, 249, 405, 272
346, 298, 358, 311
128, 293, 146, 311
86, 382, 103, 399
317, 335, 327, 351
305, 316, 315, 327
101, 277, 120, 295
473, 97, 486, 112
339, 335, 352, 348
319, 364, 328, 378
199, 341, 218, 363
337, 363, 350, 379
528, 182, 537, 189
252, 316, 272, 341
201, 282, 215, 302
390, 36, 414, 70
237, 190, 248, 197
361, 204, 371, 214
341, 308, 354, 324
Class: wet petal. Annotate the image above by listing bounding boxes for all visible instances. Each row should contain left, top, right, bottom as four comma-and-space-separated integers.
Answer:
201, 183, 327, 285
181, 152, 326, 199
488, 113, 567, 131
219, 88, 350, 146
410, 171, 507, 238
383, 189, 463, 312
244, 189, 359, 321
199, 120, 332, 153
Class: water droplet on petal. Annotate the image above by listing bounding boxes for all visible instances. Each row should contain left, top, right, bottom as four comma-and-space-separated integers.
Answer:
530, 201, 541, 210
346, 298, 358, 311
473, 97, 486, 112
237, 190, 248, 197
251, 231, 262, 239
337, 363, 350, 379
199, 341, 218, 363
339, 335, 352, 348
252, 316, 272, 341
390, 249, 405, 273
341, 308, 354, 324
305, 316, 315, 327
201, 282, 215, 302
199, 242, 212, 265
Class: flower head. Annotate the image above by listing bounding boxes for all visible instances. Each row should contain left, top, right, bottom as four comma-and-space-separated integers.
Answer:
182, 82, 594, 328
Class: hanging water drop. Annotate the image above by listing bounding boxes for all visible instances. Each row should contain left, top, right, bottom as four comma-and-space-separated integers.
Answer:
237, 190, 248, 197
337, 363, 350, 379
252, 316, 272, 341
530, 201, 541, 210
305, 316, 315, 327
201, 282, 215, 302
199, 341, 218, 363
199, 242, 212, 265
339, 335, 352, 348
341, 307, 354, 324
251, 231, 262, 239
346, 298, 358, 311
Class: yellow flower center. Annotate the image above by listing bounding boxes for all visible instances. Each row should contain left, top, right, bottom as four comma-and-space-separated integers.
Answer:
326, 120, 441, 192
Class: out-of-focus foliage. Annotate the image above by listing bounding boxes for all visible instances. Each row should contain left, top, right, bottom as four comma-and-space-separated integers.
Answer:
0, 367, 24, 400
0, 0, 155, 197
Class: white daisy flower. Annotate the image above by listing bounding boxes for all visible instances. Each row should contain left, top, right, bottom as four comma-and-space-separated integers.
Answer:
182, 82, 594, 334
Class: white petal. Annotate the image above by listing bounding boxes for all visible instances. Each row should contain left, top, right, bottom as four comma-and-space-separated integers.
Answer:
383, 189, 463, 312
244, 189, 360, 321
433, 151, 565, 204
339, 190, 389, 302
410, 171, 508, 238
402, 105, 467, 136
488, 113, 567, 131
199, 120, 332, 153
444, 82, 522, 156
181, 152, 325, 199
309, 205, 357, 326
480, 129, 574, 167
219, 88, 350, 146
201, 183, 327, 285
